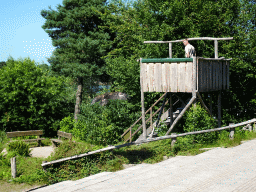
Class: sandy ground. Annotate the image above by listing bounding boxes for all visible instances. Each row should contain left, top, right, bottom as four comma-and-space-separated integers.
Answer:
1, 146, 55, 158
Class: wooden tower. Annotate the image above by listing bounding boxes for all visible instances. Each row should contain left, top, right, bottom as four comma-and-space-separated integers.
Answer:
140, 37, 233, 140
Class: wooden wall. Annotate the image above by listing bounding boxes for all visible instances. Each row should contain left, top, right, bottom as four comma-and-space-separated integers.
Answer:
140, 58, 230, 93
197, 59, 229, 92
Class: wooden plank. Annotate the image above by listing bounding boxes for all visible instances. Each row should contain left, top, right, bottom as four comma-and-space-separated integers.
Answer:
165, 63, 171, 92
202, 60, 206, 92
198, 59, 202, 92
141, 63, 147, 92
58, 131, 72, 140
148, 63, 154, 92
223, 61, 226, 90
155, 63, 161, 92
182, 62, 187, 92
7, 130, 43, 138
212, 61, 217, 91
209, 60, 213, 91
162, 63, 167, 92
219, 61, 223, 90
171, 63, 177, 92
177, 63, 181, 92
193, 57, 197, 92
185, 62, 192, 92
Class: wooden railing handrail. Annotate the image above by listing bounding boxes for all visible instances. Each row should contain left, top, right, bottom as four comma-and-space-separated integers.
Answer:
138, 118, 256, 144
42, 118, 256, 168
121, 92, 168, 138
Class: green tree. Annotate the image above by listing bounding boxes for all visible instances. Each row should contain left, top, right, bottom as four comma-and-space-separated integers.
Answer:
103, 0, 241, 112
40, 0, 114, 121
0, 61, 6, 69
0, 56, 75, 136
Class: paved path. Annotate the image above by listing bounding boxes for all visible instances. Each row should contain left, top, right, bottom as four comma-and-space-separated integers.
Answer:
33, 139, 256, 192
1, 146, 54, 158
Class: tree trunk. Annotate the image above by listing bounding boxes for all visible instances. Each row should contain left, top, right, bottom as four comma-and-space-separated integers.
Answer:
74, 77, 83, 122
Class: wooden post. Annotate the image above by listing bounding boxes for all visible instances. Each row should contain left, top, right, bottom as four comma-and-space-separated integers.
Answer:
218, 91, 221, 128
171, 133, 177, 146
169, 94, 173, 129
150, 108, 153, 132
209, 93, 212, 114
214, 40, 218, 58
140, 59, 146, 140
169, 43, 172, 58
42, 161, 47, 172
229, 123, 234, 140
11, 157, 16, 178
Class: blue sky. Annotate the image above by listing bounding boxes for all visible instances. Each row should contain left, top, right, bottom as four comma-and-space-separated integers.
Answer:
0, 0, 64, 65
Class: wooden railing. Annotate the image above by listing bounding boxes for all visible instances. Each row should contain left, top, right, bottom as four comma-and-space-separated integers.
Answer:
121, 92, 180, 143
42, 118, 256, 168
138, 119, 256, 145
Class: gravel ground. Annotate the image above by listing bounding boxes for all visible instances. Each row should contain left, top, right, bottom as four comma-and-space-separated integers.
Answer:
1, 146, 55, 158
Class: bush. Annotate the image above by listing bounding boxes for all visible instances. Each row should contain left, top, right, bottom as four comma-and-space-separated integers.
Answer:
60, 99, 137, 145
6, 141, 31, 157
0, 56, 75, 136
183, 103, 218, 144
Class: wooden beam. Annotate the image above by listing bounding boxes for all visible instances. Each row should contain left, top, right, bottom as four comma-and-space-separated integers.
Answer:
218, 91, 221, 128
169, 93, 173, 129
169, 43, 172, 58
165, 96, 196, 135
140, 60, 146, 140
196, 92, 213, 117
214, 40, 218, 58
42, 118, 256, 167
144, 37, 233, 44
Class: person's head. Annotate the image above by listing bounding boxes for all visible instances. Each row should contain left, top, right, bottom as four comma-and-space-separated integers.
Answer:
183, 39, 189, 46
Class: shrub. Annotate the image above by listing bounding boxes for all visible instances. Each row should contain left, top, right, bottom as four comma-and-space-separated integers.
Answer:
6, 141, 31, 157
183, 103, 218, 144
0, 56, 75, 136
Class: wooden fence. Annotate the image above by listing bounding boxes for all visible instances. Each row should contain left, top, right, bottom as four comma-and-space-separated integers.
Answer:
41, 118, 256, 168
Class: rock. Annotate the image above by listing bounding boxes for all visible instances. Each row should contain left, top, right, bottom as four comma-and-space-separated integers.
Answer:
91, 92, 129, 106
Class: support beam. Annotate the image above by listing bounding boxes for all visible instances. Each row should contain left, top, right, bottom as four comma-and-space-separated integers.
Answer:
140, 59, 146, 140
209, 93, 212, 114
165, 96, 196, 135
196, 92, 213, 117
169, 93, 173, 129
218, 91, 221, 128
214, 40, 218, 58
169, 43, 172, 58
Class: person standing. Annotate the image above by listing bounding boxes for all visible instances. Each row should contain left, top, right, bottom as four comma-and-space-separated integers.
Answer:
183, 39, 196, 58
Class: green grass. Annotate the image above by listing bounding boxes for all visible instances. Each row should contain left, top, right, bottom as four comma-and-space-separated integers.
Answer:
1, 128, 256, 191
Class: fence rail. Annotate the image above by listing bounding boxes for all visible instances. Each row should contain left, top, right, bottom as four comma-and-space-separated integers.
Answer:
42, 118, 256, 168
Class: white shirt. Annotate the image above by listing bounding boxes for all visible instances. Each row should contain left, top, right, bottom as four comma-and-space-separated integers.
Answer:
185, 44, 195, 58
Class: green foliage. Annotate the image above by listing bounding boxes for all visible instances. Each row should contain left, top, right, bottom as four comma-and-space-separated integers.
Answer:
41, 0, 113, 96
183, 103, 218, 144
0, 57, 75, 136
6, 141, 31, 157
59, 99, 137, 145
59, 115, 75, 133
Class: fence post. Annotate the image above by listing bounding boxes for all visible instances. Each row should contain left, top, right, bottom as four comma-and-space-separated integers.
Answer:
11, 157, 16, 178
171, 133, 177, 146
249, 124, 252, 132
229, 123, 234, 140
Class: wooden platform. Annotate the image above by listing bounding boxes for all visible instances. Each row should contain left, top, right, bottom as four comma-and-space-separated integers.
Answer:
140, 57, 230, 93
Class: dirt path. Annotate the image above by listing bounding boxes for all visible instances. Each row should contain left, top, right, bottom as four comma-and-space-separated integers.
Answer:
1, 146, 54, 158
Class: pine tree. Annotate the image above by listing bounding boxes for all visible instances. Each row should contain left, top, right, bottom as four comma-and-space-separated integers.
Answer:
40, 0, 113, 121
